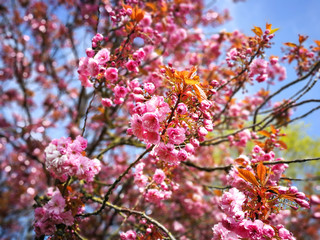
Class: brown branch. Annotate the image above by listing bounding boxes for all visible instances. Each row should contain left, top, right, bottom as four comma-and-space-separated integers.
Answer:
280, 176, 320, 182
183, 157, 320, 172
252, 60, 320, 131
95, 138, 146, 160
263, 157, 320, 165
81, 90, 96, 136
87, 196, 176, 240
79, 146, 153, 217
182, 161, 232, 172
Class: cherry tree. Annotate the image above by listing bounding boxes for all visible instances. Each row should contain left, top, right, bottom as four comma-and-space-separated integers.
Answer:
1, 0, 320, 239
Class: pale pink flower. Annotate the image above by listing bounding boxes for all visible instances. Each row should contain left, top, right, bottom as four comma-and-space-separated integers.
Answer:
130, 114, 144, 140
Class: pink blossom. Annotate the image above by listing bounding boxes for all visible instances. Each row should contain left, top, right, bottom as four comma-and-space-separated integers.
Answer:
86, 48, 95, 57
130, 114, 144, 140
145, 96, 170, 121
176, 103, 188, 115
167, 127, 186, 145
142, 113, 160, 132
198, 127, 208, 137
220, 188, 245, 215
94, 48, 110, 65
263, 224, 275, 238
78, 57, 99, 77
154, 142, 178, 163
143, 131, 160, 144
153, 169, 165, 184
185, 143, 194, 154
177, 149, 188, 162
101, 98, 113, 107
278, 226, 295, 240
144, 82, 155, 94
244, 220, 264, 240
79, 74, 93, 87
134, 48, 146, 60
190, 138, 200, 148
114, 85, 127, 98
44, 136, 101, 182
105, 67, 118, 82
46, 192, 65, 214
120, 230, 137, 240
126, 60, 139, 73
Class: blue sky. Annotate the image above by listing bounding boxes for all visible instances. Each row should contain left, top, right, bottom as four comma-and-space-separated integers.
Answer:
215, 0, 320, 137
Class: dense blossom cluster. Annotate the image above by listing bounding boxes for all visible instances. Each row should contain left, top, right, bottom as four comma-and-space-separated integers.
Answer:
34, 191, 75, 236
45, 136, 101, 182
213, 142, 310, 240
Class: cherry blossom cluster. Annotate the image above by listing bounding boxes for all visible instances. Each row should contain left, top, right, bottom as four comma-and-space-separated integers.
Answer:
213, 144, 310, 240
44, 136, 101, 182
34, 191, 74, 237
249, 57, 286, 83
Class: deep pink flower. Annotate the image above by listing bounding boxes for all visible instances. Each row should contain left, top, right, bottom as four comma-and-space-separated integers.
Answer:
176, 103, 188, 115
114, 85, 127, 98
153, 169, 165, 184
142, 112, 160, 132
101, 98, 113, 107
130, 114, 144, 140
126, 60, 139, 72
167, 127, 186, 144
144, 82, 155, 94
105, 67, 118, 82
143, 131, 160, 144
177, 149, 188, 162
94, 48, 110, 65
120, 230, 137, 240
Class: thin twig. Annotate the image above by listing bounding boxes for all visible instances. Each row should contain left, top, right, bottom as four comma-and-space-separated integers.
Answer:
79, 146, 153, 217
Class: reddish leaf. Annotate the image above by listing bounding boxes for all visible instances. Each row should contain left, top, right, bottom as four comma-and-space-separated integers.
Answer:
193, 84, 207, 102
235, 157, 248, 167
314, 40, 320, 47
299, 34, 308, 44
277, 140, 287, 149
258, 130, 271, 138
284, 42, 297, 48
237, 168, 260, 187
257, 162, 267, 185
252, 26, 263, 37
270, 125, 277, 134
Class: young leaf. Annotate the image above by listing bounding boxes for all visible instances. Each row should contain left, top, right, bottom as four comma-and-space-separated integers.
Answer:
252, 26, 263, 37
235, 157, 248, 167
284, 42, 297, 48
270, 125, 277, 134
269, 28, 279, 34
299, 34, 308, 44
257, 162, 267, 185
193, 84, 207, 102
258, 130, 271, 138
277, 140, 287, 149
237, 168, 260, 187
